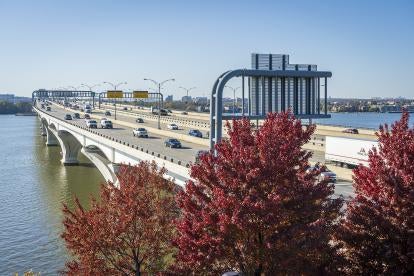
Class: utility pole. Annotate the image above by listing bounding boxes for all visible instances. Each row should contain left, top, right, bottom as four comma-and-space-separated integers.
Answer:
179, 86, 196, 104
225, 85, 241, 115
81, 83, 101, 109
143, 78, 175, 129
103, 81, 127, 120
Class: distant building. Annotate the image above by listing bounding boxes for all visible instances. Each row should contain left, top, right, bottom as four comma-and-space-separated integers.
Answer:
182, 95, 192, 103
165, 95, 173, 102
0, 93, 31, 103
194, 97, 208, 105
0, 94, 15, 102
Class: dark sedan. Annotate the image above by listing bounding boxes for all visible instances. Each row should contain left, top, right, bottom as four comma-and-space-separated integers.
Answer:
165, 138, 182, 148
188, 129, 203, 138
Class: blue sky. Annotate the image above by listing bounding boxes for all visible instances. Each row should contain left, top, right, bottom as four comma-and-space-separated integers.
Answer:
0, 0, 413, 99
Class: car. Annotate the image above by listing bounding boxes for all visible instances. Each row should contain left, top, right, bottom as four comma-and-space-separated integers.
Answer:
132, 128, 148, 138
136, 118, 144, 123
85, 109, 92, 114
64, 114, 72, 120
86, 120, 98, 128
305, 165, 337, 183
167, 123, 179, 130
319, 171, 337, 183
123, 107, 128, 111
46, 106, 51, 111
342, 128, 359, 134
195, 150, 208, 163
152, 109, 168, 116
189, 129, 203, 138
41, 104, 45, 109
84, 113, 91, 119
165, 138, 182, 148
105, 111, 111, 116
73, 113, 80, 119
100, 119, 113, 129
167, 109, 172, 113
181, 111, 188, 115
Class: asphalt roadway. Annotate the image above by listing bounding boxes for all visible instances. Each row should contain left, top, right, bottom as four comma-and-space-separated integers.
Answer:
39, 101, 354, 197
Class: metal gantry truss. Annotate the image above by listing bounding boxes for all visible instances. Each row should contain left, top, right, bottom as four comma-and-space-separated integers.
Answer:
32, 89, 97, 107
210, 69, 332, 149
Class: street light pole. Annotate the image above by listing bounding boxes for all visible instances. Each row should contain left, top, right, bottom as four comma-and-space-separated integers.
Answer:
103, 81, 127, 120
81, 83, 101, 109
179, 86, 196, 104
225, 85, 241, 115
143, 78, 175, 129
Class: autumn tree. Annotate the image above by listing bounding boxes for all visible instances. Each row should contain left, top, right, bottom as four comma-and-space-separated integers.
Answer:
174, 112, 343, 275
335, 111, 414, 274
61, 162, 178, 275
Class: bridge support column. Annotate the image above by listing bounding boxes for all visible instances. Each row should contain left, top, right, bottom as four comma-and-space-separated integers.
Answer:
45, 126, 58, 146
57, 130, 82, 166
81, 147, 119, 186
40, 123, 47, 136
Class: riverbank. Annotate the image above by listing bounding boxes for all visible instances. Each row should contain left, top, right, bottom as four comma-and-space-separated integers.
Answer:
15, 112, 36, 116
0, 101, 33, 115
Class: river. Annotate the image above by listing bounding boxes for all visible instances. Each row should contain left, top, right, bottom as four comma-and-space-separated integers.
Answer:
313, 112, 411, 129
0, 115, 103, 274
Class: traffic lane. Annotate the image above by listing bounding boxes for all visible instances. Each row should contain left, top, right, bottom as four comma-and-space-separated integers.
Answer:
92, 107, 210, 140
99, 104, 210, 128
44, 105, 207, 164
100, 103, 211, 123
334, 181, 354, 198
101, 105, 327, 144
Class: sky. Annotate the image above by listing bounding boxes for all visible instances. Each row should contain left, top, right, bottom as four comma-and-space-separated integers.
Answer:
0, 0, 413, 99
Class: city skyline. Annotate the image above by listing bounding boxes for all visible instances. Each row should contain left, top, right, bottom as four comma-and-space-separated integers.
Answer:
0, 0, 413, 99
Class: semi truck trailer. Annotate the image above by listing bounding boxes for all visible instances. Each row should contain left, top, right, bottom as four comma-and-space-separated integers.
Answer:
325, 136, 378, 167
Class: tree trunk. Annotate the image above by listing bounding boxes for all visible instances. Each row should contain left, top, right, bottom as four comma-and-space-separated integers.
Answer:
254, 265, 263, 276
135, 261, 141, 276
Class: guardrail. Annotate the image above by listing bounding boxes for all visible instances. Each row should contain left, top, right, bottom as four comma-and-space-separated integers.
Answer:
35, 106, 193, 168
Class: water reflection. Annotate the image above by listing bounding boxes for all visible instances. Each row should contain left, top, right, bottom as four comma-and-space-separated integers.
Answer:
0, 116, 103, 274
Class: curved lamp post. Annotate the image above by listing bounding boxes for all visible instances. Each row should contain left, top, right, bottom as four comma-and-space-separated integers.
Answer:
143, 78, 175, 129
225, 85, 241, 115
103, 81, 127, 120
179, 86, 196, 104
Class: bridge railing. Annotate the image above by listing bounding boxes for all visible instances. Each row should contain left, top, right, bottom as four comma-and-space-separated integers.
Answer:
34, 106, 193, 168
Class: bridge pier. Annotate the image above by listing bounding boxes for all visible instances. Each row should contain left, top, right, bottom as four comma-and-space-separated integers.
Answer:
45, 126, 58, 146
56, 130, 82, 166
81, 147, 120, 186
40, 123, 47, 136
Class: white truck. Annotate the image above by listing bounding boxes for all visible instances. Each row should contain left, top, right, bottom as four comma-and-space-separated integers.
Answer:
325, 136, 378, 167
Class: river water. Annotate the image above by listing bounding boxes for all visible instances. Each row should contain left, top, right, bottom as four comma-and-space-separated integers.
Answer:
313, 112, 411, 130
0, 112, 410, 274
0, 115, 103, 274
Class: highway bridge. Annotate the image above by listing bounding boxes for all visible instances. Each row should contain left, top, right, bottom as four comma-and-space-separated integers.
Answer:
34, 100, 354, 196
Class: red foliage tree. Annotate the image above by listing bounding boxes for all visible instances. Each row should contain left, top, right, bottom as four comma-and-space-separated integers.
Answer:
335, 111, 414, 274
174, 112, 343, 275
61, 162, 178, 275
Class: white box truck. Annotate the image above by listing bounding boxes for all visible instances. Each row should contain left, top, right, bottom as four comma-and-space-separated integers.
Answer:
325, 137, 378, 167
